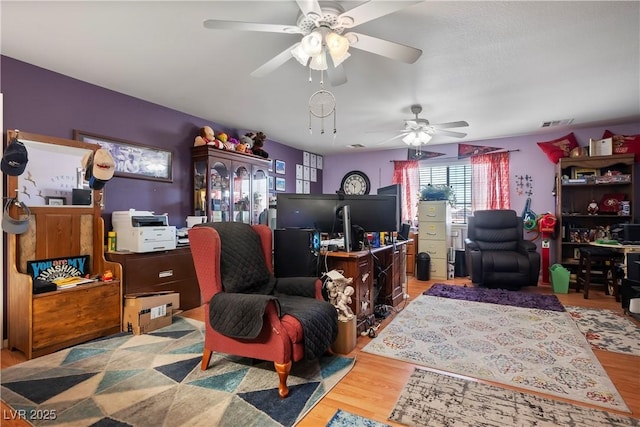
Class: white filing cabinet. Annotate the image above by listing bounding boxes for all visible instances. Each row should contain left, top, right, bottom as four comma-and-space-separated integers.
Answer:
418, 201, 451, 280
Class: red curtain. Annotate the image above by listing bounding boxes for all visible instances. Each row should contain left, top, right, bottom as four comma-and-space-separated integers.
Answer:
392, 160, 419, 225
471, 151, 510, 211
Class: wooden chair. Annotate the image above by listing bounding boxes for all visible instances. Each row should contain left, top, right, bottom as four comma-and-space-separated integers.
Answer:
576, 246, 623, 300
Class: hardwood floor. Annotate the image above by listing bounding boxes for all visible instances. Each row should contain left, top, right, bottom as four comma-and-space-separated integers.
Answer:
2, 277, 639, 426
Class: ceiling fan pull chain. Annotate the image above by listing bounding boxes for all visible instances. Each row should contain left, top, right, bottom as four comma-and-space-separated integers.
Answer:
309, 111, 313, 134
333, 108, 337, 134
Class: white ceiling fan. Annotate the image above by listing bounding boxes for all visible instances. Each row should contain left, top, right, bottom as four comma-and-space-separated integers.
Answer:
203, 0, 424, 86
380, 104, 469, 146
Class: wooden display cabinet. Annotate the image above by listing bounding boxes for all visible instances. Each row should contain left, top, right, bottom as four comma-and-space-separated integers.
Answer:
555, 154, 635, 269
5, 130, 123, 359
191, 146, 270, 224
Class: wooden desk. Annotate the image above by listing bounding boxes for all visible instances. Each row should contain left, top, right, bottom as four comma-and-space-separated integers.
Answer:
590, 241, 640, 278
322, 241, 408, 334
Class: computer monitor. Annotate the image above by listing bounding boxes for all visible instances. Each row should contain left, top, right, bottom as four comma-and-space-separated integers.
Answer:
276, 193, 398, 233
623, 223, 640, 243
377, 183, 402, 232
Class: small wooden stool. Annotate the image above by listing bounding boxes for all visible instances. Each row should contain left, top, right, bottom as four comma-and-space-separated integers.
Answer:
576, 247, 623, 300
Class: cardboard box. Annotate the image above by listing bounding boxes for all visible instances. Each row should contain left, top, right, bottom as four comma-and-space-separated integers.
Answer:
123, 291, 180, 335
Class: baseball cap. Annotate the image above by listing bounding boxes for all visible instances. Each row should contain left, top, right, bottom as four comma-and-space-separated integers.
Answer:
2, 199, 31, 235
1, 138, 28, 176
82, 149, 115, 190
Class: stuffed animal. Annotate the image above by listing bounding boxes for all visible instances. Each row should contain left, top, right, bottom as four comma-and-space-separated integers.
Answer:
194, 126, 224, 149
237, 134, 253, 154
251, 131, 269, 158
218, 132, 234, 150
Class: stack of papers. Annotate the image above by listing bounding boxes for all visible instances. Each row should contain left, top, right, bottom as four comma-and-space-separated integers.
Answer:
52, 276, 96, 289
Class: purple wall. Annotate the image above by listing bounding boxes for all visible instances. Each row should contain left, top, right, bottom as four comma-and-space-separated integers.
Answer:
324, 123, 640, 213
323, 122, 640, 262
1, 56, 321, 232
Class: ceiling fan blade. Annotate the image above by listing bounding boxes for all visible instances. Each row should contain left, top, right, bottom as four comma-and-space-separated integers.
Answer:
296, 0, 322, 18
250, 43, 299, 78
346, 32, 422, 63
431, 121, 469, 129
339, 1, 423, 28
434, 129, 468, 138
203, 19, 303, 34
326, 63, 347, 86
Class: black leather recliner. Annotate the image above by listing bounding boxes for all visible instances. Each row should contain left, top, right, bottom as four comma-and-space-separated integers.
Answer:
464, 210, 540, 290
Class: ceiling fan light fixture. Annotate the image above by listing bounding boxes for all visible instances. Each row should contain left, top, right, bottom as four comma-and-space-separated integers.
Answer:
402, 131, 432, 146
326, 32, 349, 57
300, 30, 323, 56
330, 50, 350, 67
309, 48, 328, 71
291, 44, 311, 66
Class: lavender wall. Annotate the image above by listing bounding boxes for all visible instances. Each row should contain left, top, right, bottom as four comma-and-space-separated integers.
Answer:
1, 56, 321, 232
324, 123, 640, 213
323, 122, 640, 262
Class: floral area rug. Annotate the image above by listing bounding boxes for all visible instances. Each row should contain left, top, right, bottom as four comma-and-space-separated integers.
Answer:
566, 305, 640, 356
424, 283, 565, 311
390, 368, 639, 427
362, 295, 630, 412
326, 409, 391, 427
1, 317, 355, 427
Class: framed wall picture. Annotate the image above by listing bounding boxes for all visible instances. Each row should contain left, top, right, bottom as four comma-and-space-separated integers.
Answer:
275, 159, 286, 175
74, 130, 173, 182
275, 177, 286, 191
45, 196, 65, 206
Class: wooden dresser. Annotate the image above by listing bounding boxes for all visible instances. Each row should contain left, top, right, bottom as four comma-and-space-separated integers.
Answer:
106, 247, 201, 311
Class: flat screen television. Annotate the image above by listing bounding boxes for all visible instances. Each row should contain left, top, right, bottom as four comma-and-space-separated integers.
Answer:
276, 193, 398, 233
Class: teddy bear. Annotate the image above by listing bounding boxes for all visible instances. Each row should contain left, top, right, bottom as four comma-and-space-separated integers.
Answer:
194, 126, 224, 149
237, 134, 253, 154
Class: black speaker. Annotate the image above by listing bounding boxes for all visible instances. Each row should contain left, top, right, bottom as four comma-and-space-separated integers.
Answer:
627, 252, 640, 281
274, 228, 320, 277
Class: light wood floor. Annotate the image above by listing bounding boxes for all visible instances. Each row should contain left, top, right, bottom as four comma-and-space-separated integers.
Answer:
2, 277, 639, 426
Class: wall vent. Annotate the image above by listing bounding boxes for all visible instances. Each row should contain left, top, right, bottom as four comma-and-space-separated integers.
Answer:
540, 119, 574, 128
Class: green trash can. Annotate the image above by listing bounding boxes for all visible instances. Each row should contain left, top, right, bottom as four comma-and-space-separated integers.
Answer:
549, 264, 570, 294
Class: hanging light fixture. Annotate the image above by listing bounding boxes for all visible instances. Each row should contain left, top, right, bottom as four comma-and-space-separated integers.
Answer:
291, 28, 351, 71
402, 131, 432, 146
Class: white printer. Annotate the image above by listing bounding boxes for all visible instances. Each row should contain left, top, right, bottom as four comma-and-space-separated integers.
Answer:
112, 210, 176, 253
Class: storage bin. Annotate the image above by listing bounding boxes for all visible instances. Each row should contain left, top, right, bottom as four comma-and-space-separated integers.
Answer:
549, 264, 570, 294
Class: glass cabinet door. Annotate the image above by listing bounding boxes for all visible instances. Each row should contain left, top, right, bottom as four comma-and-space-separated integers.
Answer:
253, 166, 269, 225
210, 161, 230, 222
233, 165, 251, 223
193, 160, 207, 217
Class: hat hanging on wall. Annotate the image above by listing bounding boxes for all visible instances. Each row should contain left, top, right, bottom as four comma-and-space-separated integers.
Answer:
82, 148, 115, 190
2, 198, 31, 234
1, 131, 29, 176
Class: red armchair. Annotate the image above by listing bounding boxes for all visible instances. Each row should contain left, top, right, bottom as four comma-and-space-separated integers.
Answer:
188, 222, 337, 398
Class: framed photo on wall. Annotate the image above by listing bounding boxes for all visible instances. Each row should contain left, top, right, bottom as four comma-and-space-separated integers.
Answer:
275, 160, 286, 175
275, 177, 286, 191
74, 130, 173, 182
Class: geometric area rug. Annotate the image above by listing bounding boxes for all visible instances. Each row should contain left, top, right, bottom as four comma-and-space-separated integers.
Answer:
1, 317, 355, 427
390, 368, 640, 427
362, 295, 630, 413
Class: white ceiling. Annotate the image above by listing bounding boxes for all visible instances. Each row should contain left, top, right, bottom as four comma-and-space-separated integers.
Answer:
2, 1, 639, 155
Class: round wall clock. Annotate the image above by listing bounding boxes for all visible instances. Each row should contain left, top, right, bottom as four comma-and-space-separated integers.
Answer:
341, 170, 371, 195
